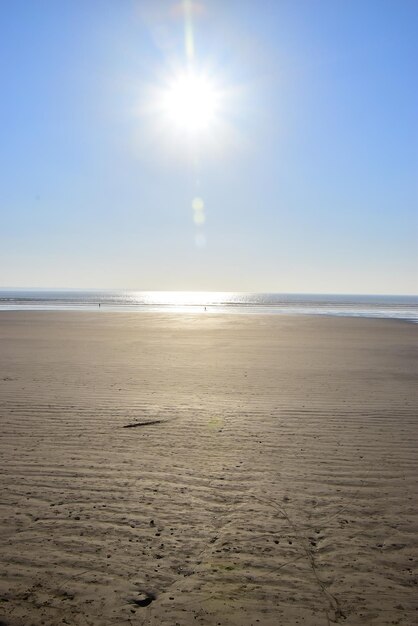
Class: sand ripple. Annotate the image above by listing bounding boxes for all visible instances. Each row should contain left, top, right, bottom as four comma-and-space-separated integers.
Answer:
0, 313, 417, 625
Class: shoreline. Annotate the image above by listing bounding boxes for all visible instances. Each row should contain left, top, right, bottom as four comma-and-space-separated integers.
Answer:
0, 308, 417, 324
1, 291, 417, 324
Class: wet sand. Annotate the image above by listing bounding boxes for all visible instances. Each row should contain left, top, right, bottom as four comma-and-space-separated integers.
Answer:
0, 312, 417, 625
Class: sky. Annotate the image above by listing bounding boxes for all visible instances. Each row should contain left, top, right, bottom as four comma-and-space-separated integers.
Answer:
0, 0, 417, 294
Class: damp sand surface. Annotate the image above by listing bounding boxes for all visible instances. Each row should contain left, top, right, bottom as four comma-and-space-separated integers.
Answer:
0, 312, 417, 625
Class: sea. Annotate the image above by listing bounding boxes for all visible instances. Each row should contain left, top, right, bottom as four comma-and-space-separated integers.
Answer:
0, 290, 417, 322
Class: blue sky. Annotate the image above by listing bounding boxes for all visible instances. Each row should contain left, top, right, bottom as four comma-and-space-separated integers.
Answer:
1, 0, 417, 293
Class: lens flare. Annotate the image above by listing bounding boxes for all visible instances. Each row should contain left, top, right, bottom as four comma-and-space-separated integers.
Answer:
192, 197, 204, 211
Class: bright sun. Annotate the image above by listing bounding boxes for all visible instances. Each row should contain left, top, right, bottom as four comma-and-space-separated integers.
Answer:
159, 71, 221, 134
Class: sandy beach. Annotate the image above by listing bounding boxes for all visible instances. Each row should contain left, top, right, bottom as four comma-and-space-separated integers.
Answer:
0, 312, 417, 626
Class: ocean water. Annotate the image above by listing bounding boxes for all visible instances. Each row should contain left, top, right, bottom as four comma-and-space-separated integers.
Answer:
0, 290, 417, 322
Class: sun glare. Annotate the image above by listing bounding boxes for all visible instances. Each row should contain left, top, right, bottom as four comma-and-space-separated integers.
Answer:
159, 71, 221, 134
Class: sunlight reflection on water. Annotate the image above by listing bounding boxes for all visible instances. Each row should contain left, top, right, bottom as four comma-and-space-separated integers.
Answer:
0, 291, 417, 321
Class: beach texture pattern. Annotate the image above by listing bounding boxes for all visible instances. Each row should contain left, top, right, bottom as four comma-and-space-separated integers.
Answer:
0, 313, 417, 625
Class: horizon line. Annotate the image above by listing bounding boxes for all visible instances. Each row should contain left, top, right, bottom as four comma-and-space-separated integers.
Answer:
1, 287, 417, 298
